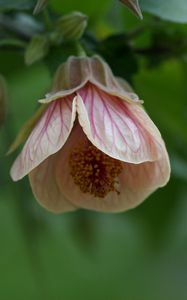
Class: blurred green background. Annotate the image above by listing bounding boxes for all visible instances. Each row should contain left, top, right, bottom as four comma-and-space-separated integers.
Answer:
0, 1, 187, 299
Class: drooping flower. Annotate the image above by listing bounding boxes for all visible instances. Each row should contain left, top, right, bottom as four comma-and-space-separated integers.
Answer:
10, 56, 170, 213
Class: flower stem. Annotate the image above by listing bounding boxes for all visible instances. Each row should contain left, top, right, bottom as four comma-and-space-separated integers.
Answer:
42, 8, 53, 31
76, 42, 87, 57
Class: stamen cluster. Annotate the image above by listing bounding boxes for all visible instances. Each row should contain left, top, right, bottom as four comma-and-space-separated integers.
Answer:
69, 144, 123, 197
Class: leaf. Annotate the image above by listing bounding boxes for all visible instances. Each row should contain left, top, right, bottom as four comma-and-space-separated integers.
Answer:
0, 38, 26, 48
96, 34, 138, 83
51, 0, 110, 22
44, 42, 79, 75
0, 75, 7, 128
120, 0, 143, 19
25, 35, 49, 65
140, 0, 187, 23
0, 0, 35, 11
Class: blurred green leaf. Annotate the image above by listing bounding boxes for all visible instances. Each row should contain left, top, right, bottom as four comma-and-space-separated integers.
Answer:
140, 0, 187, 23
0, 0, 35, 11
25, 35, 49, 65
0, 75, 7, 128
0, 38, 26, 48
135, 59, 187, 144
51, 0, 110, 24
96, 34, 138, 83
139, 25, 187, 69
44, 42, 79, 74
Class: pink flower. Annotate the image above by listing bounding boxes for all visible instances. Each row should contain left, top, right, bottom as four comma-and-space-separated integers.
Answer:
10, 56, 170, 213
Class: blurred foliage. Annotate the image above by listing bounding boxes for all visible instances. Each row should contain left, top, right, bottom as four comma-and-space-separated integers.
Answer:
140, 0, 187, 23
0, 0, 35, 11
0, 74, 7, 127
0, 0, 187, 300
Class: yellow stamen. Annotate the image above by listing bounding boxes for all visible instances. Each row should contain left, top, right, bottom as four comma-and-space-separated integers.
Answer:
69, 144, 123, 197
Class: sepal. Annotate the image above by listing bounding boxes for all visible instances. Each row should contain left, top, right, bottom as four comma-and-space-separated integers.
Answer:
7, 104, 48, 155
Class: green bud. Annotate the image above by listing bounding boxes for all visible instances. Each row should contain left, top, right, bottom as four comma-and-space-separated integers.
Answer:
0, 75, 7, 128
33, 0, 49, 15
56, 11, 88, 42
25, 35, 49, 65
120, 0, 143, 19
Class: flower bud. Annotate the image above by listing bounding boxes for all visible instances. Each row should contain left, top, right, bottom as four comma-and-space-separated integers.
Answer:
56, 11, 88, 42
120, 0, 143, 19
33, 0, 49, 15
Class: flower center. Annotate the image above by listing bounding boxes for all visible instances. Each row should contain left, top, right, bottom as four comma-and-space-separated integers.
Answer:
69, 144, 123, 198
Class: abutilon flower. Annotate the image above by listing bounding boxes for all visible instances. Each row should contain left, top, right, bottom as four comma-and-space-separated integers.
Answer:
10, 56, 170, 213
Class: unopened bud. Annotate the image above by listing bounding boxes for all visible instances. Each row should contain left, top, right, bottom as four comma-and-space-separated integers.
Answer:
120, 0, 143, 19
56, 11, 88, 42
33, 0, 49, 15
25, 35, 49, 65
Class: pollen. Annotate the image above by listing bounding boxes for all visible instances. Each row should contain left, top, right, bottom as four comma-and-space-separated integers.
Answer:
69, 144, 123, 198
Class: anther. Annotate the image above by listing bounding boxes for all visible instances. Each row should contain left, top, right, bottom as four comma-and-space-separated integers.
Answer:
69, 143, 123, 198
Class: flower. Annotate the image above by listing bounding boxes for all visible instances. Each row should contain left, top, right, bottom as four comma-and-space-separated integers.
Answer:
10, 56, 170, 213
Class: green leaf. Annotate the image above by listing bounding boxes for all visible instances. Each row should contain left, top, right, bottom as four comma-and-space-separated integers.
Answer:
140, 0, 187, 23
0, 38, 26, 48
96, 34, 138, 83
25, 35, 49, 65
51, 0, 110, 22
0, 75, 7, 128
0, 0, 35, 11
44, 42, 79, 74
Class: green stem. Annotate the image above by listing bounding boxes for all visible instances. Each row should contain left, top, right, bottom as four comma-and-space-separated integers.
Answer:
43, 8, 53, 31
76, 42, 87, 57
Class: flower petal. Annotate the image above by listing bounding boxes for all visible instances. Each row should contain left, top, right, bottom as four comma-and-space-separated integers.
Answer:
88, 56, 141, 104
55, 124, 170, 212
10, 95, 76, 181
114, 151, 170, 212
39, 56, 141, 105
29, 153, 77, 213
77, 84, 163, 163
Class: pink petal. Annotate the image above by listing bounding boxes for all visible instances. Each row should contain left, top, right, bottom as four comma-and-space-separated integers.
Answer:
77, 84, 163, 163
54, 124, 170, 212
29, 153, 77, 213
10, 95, 76, 181
114, 152, 170, 212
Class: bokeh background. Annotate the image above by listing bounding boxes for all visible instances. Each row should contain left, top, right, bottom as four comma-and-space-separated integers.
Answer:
0, 0, 187, 299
